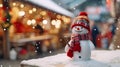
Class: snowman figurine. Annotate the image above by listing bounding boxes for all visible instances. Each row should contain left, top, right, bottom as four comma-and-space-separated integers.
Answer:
65, 12, 95, 61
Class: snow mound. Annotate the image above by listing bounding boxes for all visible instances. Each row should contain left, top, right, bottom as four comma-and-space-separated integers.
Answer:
21, 50, 120, 67
65, 59, 110, 67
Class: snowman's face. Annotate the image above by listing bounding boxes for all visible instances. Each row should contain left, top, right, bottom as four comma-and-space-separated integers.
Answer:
72, 26, 88, 34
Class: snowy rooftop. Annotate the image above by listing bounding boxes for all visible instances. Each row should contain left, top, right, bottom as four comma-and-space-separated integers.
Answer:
21, 50, 120, 67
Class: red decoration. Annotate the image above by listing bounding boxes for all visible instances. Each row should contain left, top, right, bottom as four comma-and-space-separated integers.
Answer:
19, 48, 27, 55
13, 21, 25, 33
96, 31, 112, 48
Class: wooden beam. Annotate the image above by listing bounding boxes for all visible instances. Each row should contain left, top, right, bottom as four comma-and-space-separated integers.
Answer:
3, 30, 10, 59
2, 0, 11, 59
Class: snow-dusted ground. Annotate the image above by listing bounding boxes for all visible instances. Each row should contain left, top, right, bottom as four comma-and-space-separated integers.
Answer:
21, 50, 120, 67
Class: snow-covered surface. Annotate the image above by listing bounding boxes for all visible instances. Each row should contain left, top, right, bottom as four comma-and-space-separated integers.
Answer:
21, 50, 120, 67
27, 0, 74, 17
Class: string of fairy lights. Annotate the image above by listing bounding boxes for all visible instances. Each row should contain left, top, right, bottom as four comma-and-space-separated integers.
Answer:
0, 0, 71, 33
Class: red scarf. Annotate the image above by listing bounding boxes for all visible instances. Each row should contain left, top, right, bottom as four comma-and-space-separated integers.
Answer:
67, 33, 90, 58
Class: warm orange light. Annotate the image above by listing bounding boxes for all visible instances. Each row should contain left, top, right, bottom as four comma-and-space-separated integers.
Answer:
0, 4, 3, 7
106, 0, 111, 10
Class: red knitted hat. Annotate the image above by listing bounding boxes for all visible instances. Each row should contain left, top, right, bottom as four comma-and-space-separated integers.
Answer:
71, 11, 90, 31
79, 12, 88, 17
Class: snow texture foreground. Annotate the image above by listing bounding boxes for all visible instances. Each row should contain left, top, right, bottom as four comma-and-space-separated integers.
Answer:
21, 50, 120, 67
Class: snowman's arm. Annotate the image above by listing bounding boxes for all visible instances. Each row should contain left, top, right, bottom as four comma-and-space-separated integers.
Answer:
65, 40, 72, 52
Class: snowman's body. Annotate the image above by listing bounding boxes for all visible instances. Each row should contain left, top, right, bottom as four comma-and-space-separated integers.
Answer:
74, 40, 91, 60
65, 25, 95, 61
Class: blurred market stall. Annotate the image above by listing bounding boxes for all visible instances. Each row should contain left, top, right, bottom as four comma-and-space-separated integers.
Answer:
0, 0, 73, 59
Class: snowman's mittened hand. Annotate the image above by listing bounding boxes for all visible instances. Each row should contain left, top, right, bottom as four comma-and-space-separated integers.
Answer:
67, 49, 73, 58
73, 44, 81, 52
